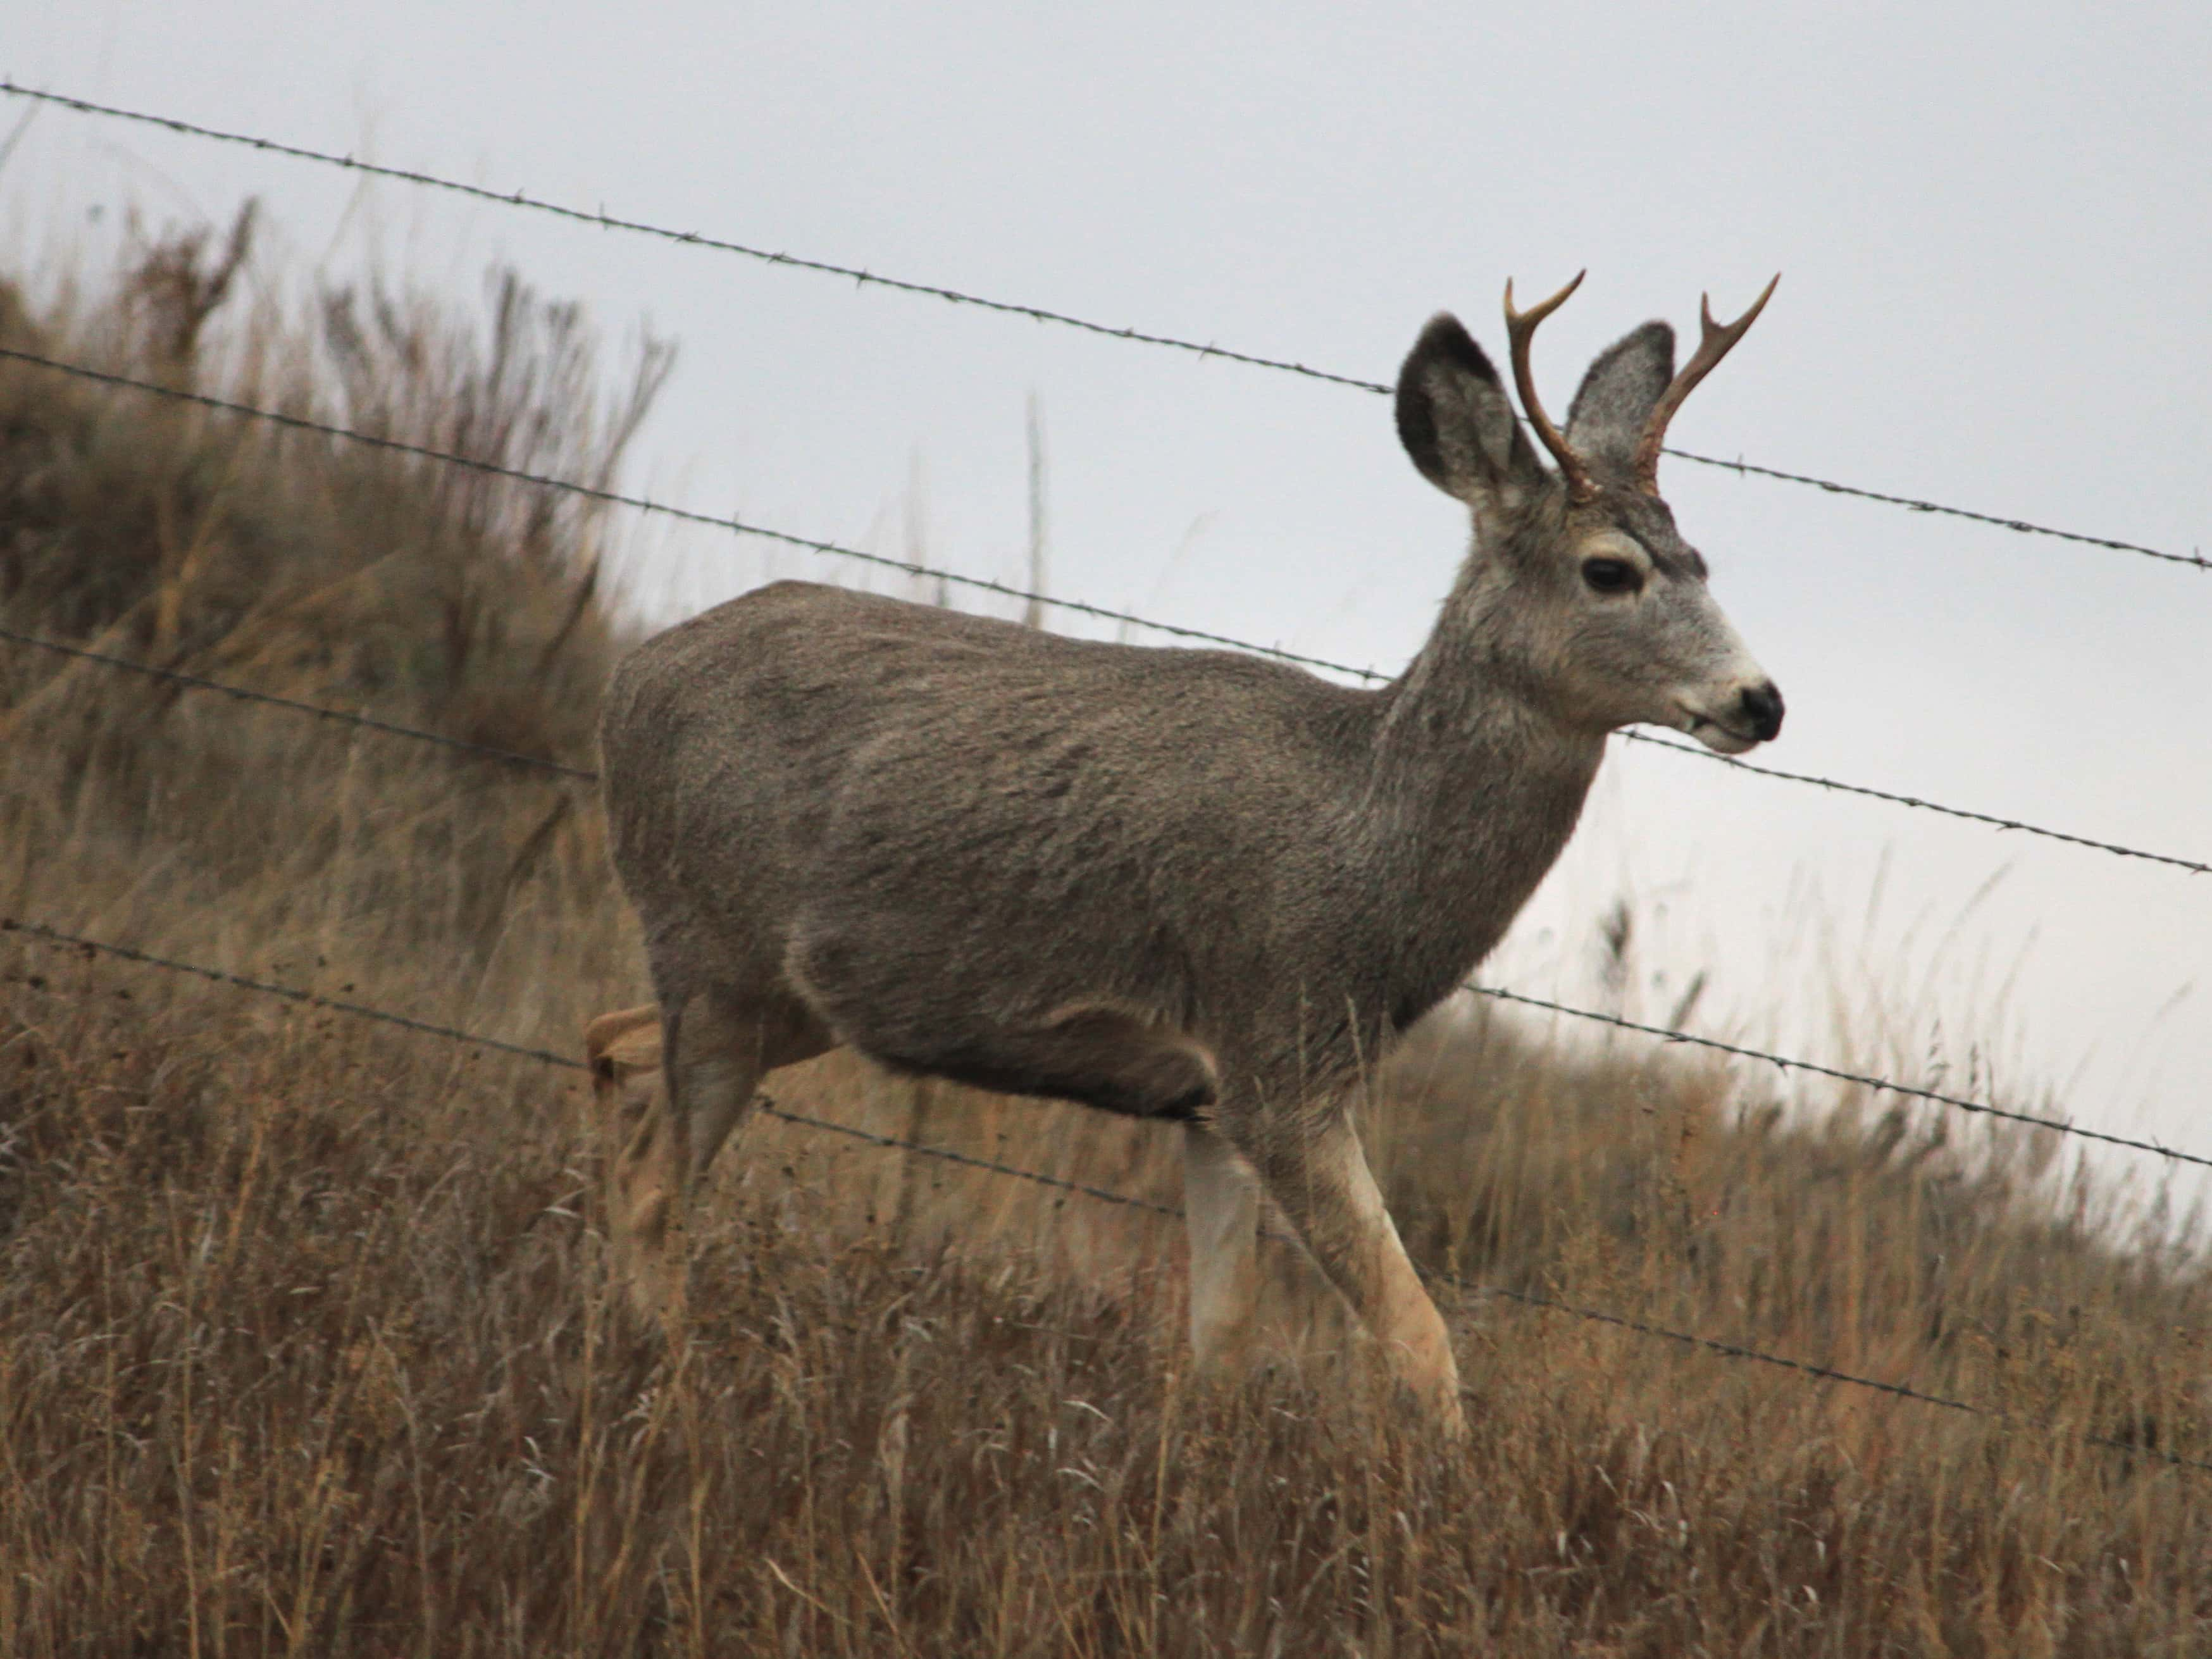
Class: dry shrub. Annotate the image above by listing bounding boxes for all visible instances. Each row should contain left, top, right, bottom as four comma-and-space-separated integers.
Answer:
0, 216, 2206, 1655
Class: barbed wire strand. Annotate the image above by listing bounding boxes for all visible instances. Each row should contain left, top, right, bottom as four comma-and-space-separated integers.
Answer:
1, 916, 580, 1067
0, 916, 1174, 1216
6, 912, 2204, 1476
1466, 984, 2211, 1171
1457, 1279, 2209, 1474
0, 624, 597, 779
1616, 730, 2210, 875
0, 347, 1345, 669
7, 344, 2207, 882
5, 80, 2205, 578
760, 1103, 1183, 1219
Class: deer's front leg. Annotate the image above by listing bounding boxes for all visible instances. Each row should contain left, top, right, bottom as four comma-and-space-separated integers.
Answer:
1241, 1109, 1464, 1436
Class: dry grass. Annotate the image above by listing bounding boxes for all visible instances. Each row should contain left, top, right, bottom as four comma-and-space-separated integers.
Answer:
1, 216, 2208, 1656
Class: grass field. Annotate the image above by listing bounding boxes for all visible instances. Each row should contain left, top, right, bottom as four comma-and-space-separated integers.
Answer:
2, 216, 2207, 1655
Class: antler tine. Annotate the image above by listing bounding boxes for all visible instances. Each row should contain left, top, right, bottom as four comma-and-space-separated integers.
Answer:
1503, 271, 1598, 504
1630, 274, 1780, 495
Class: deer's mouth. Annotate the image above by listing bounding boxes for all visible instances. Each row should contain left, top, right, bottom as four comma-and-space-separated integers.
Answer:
1673, 704, 1764, 755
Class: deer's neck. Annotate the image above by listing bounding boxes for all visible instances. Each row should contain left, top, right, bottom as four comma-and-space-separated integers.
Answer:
1361, 575, 1606, 1006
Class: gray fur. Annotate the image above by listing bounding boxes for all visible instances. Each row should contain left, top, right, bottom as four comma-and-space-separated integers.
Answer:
597, 300, 1780, 1427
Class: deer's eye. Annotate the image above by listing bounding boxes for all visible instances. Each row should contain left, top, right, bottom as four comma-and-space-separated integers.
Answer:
1581, 557, 1643, 596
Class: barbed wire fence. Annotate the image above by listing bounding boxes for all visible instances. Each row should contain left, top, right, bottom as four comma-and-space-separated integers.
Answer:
3, 79, 2209, 1482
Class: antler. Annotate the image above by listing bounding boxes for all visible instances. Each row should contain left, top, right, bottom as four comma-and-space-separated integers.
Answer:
1629, 275, 1780, 495
1503, 271, 1598, 505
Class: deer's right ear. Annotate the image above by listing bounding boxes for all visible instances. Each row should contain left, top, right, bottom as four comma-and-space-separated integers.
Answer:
1395, 313, 1546, 507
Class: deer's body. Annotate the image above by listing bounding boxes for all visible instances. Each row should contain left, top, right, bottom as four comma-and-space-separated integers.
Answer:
604, 580, 1601, 1120
590, 278, 1784, 1434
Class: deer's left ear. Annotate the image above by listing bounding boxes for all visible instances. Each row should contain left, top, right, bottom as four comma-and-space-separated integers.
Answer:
1395, 313, 1549, 508
1564, 322, 1675, 480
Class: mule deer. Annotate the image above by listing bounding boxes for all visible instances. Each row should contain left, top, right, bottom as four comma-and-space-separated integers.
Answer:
588, 275, 1782, 1434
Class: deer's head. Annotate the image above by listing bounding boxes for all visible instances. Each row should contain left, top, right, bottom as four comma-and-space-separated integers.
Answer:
1395, 275, 1783, 754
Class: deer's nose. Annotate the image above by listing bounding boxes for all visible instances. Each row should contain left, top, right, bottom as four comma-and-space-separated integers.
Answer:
1737, 681, 1785, 743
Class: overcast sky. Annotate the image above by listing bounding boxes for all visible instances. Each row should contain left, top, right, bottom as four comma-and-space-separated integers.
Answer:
9, 3, 2208, 1208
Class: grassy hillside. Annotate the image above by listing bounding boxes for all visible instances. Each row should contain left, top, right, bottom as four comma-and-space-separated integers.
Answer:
1, 216, 2206, 1656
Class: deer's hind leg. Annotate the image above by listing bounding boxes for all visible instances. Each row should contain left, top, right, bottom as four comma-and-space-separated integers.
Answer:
587, 1003, 676, 1316
1181, 1124, 1264, 1375
585, 988, 831, 1320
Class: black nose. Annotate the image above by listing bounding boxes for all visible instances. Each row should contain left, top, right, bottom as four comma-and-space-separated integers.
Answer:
1737, 681, 1785, 743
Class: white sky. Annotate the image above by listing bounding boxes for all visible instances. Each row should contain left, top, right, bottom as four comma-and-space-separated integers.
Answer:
9, 3, 2208, 1208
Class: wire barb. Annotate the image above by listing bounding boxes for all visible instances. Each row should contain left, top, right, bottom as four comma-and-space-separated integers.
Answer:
3, 78, 2204, 576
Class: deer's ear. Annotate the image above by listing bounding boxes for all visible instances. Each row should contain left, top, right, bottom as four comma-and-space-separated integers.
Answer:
1396, 314, 1546, 506
1565, 321, 1674, 478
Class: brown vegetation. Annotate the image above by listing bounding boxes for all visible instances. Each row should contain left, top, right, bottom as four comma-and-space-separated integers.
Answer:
1, 216, 2206, 1655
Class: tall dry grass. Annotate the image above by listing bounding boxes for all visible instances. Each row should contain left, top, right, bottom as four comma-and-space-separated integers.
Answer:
1, 214, 2207, 1655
